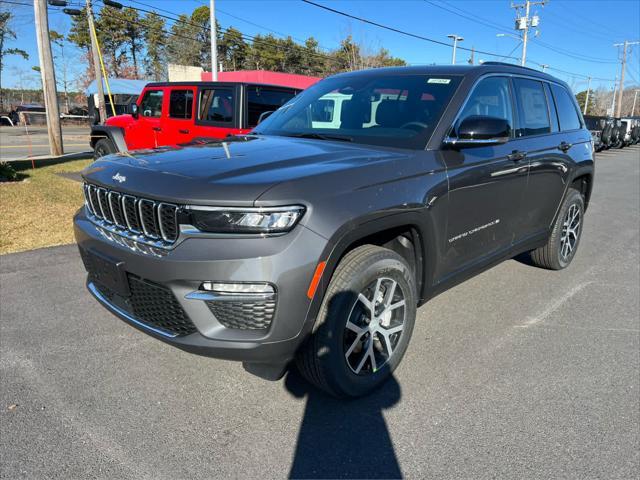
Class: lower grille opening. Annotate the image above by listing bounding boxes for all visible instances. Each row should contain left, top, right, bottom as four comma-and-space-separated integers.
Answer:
206, 299, 276, 330
91, 275, 197, 337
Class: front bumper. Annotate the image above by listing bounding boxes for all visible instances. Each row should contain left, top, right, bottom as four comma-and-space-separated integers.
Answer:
74, 209, 328, 364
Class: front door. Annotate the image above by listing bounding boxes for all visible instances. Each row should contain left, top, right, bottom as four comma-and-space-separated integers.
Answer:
440, 76, 529, 277
126, 88, 165, 150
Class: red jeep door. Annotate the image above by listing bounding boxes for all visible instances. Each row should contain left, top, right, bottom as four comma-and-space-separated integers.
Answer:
192, 85, 243, 139
126, 88, 165, 150
162, 87, 196, 146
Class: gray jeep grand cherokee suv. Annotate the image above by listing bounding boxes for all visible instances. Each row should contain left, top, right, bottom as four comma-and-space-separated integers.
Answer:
75, 63, 594, 397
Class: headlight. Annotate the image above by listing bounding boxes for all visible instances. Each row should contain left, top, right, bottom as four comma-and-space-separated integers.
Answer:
188, 206, 305, 234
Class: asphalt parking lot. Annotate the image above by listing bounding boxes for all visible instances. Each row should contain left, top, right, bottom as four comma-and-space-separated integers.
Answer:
1, 145, 639, 479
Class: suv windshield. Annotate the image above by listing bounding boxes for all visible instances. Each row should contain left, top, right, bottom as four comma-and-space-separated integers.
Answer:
253, 73, 462, 149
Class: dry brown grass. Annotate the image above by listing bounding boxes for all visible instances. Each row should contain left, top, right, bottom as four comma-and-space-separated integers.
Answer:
0, 159, 93, 255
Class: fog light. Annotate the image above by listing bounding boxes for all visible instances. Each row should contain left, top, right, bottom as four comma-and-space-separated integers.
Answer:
200, 282, 274, 294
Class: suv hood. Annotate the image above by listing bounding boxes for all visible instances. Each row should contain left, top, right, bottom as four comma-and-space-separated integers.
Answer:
82, 135, 409, 205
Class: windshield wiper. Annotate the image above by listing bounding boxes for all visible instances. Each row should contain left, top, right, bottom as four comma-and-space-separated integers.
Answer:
285, 132, 353, 142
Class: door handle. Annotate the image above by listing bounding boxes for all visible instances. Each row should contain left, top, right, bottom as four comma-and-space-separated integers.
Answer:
152, 127, 161, 132
178, 129, 190, 134
507, 150, 527, 162
558, 141, 573, 152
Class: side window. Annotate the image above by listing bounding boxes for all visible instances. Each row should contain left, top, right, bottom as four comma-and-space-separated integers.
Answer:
456, 76, 513, 134
247, 87, 297, 128
513, 78, 550, 137
169, 90, 194, 119
139, 90, 163, 117
198, 88, 234, 123
550, 84, 582, 131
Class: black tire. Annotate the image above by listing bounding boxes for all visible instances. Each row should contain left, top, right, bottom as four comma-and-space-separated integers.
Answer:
530, 188, 585, 270
94, 138, 116, 159
296, 245, 417, 398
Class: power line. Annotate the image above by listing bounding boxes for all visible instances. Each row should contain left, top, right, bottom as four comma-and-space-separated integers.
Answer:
553, 0, 638, 40
422, 0, 508, 34
88, 0, 344, 68
424, 0, 618, 65
0, 1, 31, 6
50, 0, 618, 84
300, 0, 520, 61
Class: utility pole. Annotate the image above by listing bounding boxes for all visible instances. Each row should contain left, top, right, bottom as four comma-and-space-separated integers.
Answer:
33, 0, 63, 156
632, 90, 639, 116
468, 47, 475, 65
511, 0, 546, 66
86, 0, 107, 123
583, 76, 591, 115
210, 0, 218, 80
447, 34, 464, 65
613, 40, 640, 118
610, 76, 617, 117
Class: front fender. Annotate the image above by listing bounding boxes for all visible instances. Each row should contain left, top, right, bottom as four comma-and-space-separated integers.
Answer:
300, 208, 441, 340
90, 125, 128, 153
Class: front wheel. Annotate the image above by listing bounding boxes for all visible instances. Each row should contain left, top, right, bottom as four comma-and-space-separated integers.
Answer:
296, 245, 417, 397
530, 188, 585, 270
93, 138, 116, 159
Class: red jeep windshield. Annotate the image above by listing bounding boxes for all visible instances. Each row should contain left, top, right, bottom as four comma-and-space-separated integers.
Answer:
253, 74, 462, 149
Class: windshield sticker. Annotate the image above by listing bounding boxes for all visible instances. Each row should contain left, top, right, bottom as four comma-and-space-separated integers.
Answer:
428, 78, 451, 84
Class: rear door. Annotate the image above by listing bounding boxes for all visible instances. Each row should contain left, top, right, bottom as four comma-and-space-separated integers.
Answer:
126, 88, 165, 150
517, 80, 587, 238
244, 85, 298, 130
161, 87, 196, 146
441, 76, 528, 276
192, 85, 242, 140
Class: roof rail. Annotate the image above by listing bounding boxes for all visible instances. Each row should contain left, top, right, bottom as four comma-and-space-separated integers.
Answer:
480, 61, 545, 74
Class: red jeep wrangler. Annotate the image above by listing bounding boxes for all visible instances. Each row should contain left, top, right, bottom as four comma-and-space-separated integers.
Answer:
90, 81, 301, 158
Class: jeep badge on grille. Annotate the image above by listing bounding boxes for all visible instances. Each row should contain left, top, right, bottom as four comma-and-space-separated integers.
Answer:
112, 173, 126, 183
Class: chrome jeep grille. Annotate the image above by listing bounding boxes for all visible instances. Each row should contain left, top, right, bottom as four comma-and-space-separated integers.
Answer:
83, 183, 179, 245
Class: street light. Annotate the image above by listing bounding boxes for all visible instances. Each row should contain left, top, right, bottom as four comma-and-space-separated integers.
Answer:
496, 33, 523, 64
496, 33, 521, 41
447, 34, 464, 65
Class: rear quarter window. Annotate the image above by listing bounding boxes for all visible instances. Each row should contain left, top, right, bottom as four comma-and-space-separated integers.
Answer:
247, 87, 297, 128
551, 84, 582, 131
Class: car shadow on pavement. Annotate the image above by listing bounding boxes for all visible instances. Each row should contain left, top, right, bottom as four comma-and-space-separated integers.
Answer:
284, 369, 402, 479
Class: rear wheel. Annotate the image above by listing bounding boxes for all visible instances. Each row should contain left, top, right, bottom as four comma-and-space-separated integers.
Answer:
530, 188, 584, 270
296, 245, 417, 397
94, 138, 116, 159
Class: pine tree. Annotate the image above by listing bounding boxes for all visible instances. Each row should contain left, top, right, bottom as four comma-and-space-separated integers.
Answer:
143, 12, 166, 81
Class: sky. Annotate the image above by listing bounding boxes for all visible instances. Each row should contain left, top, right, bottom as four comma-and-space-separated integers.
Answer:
2, 0, 639, 93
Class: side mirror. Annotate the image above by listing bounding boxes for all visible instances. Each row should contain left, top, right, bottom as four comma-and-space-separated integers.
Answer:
445, 115, 511, 148
257, 110, 274, 124
130, 103, 139, 119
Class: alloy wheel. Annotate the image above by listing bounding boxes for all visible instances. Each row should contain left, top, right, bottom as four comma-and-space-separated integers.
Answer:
560, 203, 581, 260
343, 277, 406, 375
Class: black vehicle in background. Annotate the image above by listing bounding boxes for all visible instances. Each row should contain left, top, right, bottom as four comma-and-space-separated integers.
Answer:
584, 115, 606, 151
600, 118, 615, 149
8, 103, 46, 125
611, 118, 626, 148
